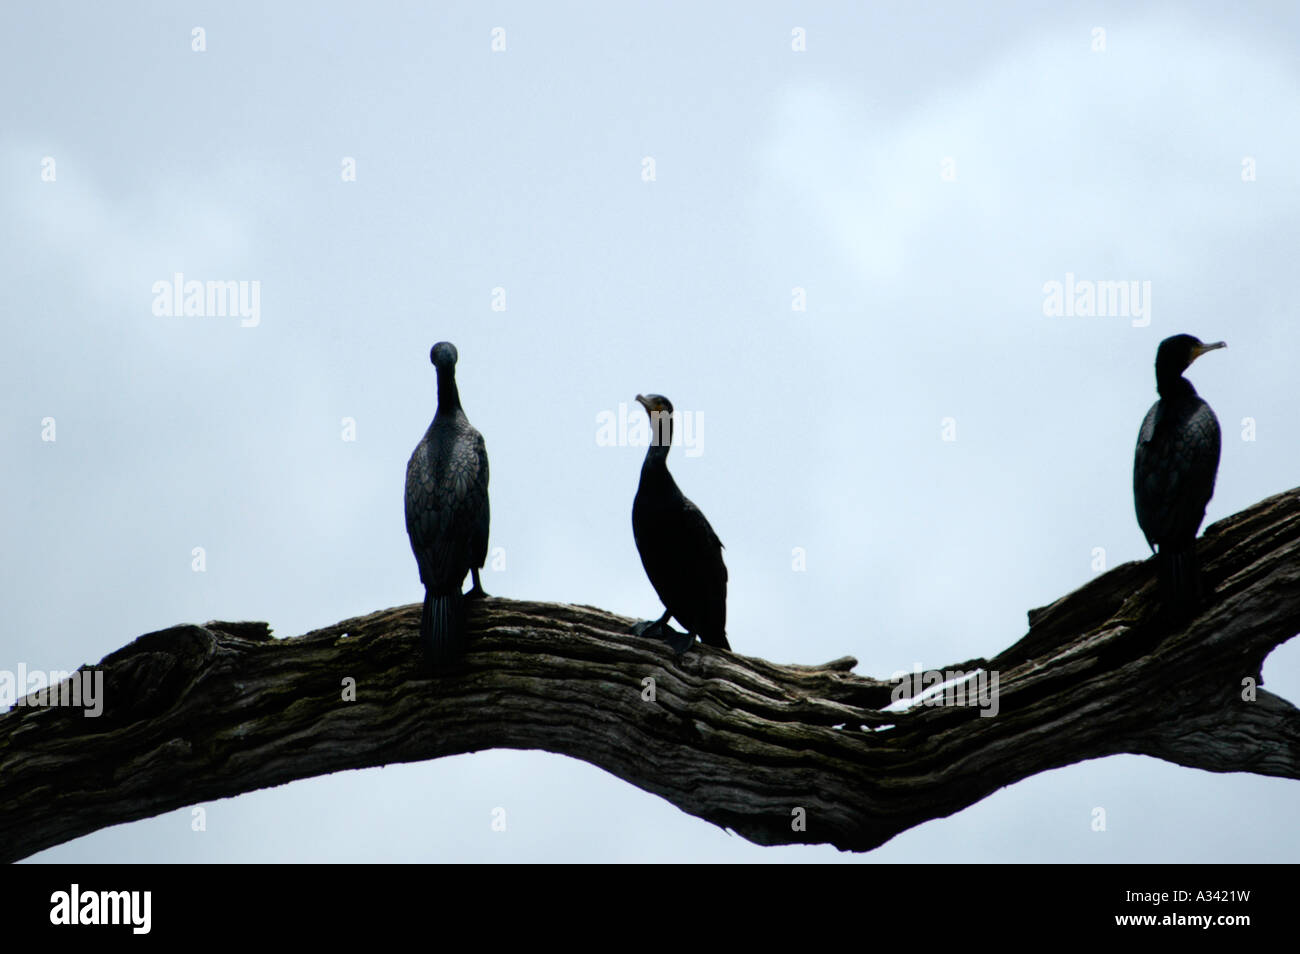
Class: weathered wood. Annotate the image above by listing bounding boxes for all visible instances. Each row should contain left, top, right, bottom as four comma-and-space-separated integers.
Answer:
3, 487, 1299, 862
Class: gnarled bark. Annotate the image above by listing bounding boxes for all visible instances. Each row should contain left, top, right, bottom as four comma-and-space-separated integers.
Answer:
3, 487, 1299, 863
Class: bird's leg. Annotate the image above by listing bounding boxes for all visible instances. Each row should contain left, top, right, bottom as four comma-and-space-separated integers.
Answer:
630, 610, 672, 638
466, 569, 489, 599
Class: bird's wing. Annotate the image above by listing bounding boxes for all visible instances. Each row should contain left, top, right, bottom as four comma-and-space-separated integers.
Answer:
1133, 400, 1220, 548
682, 497, 725, 560
1133, 403, 1162, 548
1178, 402, 1221, 513
680, 495, 728, 629
469, 428, 491, 568
404, 439, 443, 584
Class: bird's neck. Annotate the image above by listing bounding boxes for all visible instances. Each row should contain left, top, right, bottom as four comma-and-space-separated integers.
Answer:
1157, 371, 1196, 400
436, 369, 462, 417
641, 441, 672, 477
641, 411, 674, 471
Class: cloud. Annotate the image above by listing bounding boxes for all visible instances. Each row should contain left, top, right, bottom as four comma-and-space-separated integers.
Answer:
761, 21, 1300, 285
2, 141, 265, 320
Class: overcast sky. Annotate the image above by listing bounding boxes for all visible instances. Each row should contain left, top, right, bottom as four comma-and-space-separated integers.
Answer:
4, 1, 1299, 862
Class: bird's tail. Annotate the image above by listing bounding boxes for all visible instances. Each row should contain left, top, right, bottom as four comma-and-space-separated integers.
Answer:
421, 589, 467, 665
1157, 544, 1201, 612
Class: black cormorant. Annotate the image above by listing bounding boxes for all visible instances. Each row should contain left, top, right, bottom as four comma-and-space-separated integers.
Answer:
1133, 334, 1225, 611
405, 341, 490, 664
631, 394, 729, 654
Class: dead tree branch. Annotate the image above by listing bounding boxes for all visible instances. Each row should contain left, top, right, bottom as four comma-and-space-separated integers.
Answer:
4, 488, 1300, 862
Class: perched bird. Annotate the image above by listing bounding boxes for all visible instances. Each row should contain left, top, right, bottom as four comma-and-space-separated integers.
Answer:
405, 342, 490, 664
1133, 334, 1226, 612
631, 393, 729, 654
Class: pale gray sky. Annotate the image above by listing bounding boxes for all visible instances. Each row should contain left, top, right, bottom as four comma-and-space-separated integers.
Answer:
4, 1, 1299, 861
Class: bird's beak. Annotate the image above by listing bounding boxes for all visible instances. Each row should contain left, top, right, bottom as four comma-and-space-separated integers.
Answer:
1191, 341, 1227, 361
635, 394, 651, 412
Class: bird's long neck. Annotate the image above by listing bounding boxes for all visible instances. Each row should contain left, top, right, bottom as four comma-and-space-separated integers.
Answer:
436, 368, 462, 417
642, 442, 671, 473
1156, 368, 1196, 401
641, 411, 673, 472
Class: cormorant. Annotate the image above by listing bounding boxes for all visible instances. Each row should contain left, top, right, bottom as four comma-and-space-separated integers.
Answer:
1133, 334, 1225, 611
631, 393, 729, 654
405, 341, 490, 664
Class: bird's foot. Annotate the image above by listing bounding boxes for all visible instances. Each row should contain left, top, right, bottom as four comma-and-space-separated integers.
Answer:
630, 618, 666, 639
629, 616, 694, 654
465, 585, 490, 600
663, 629, 697, 656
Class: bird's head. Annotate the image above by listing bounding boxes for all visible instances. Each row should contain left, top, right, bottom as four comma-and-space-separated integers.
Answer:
430, 341, 459, 369
635, 393, 673, 417
1156, 334, 1225, 378
635, 393, 674, 448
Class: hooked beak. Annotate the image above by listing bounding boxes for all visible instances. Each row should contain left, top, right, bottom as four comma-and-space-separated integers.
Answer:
1191, 341, 1227, 361
635, 394, 652, 412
